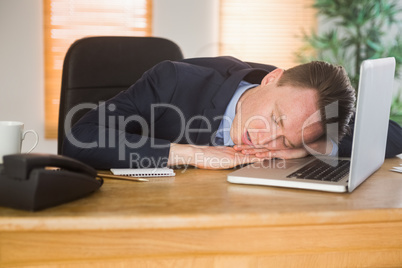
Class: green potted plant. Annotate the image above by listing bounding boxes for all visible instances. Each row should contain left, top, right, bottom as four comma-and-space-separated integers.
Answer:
297, 0, 402, 124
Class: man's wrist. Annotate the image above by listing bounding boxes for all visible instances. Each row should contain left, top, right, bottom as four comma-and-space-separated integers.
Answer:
167, 143, 197, 167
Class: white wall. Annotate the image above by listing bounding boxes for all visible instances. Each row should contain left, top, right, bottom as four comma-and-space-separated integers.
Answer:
0, 0, 220, 154
153, 0, 219, 58
0, 0, 49, 153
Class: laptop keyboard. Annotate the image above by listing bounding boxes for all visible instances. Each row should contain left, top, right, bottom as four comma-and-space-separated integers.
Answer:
286, 159, 350, 182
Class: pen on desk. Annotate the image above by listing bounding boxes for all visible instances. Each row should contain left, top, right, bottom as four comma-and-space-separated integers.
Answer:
97, 173, 149, 182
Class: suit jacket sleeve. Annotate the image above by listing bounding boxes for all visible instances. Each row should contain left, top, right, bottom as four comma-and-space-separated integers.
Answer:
339, 119, 402, 158
62, 61, 178, 169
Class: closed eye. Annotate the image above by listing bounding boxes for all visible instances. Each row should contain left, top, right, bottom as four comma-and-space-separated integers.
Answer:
271, 113, 280, 128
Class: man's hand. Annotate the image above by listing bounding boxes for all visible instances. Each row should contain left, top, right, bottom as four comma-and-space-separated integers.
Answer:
168, 143, 263, 169
233, 144, 309, 159
233, 136, 334, 159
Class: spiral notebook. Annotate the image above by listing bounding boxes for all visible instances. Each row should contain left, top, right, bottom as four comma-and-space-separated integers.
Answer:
111, 168, 175, 178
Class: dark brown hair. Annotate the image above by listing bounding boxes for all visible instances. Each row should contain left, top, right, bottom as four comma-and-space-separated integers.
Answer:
277, 61, 356, 143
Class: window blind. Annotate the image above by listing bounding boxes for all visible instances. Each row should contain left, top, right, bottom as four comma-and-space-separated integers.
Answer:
220, 0, 316, 69
43, 0, 152, 138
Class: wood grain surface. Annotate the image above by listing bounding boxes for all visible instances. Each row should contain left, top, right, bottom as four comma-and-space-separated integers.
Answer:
1, 158, 402, 267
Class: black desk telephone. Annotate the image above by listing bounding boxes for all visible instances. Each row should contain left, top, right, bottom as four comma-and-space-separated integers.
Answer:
0, 154, 103, 211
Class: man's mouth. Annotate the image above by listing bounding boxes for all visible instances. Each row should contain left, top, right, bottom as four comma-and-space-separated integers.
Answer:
242, 130, 253, 145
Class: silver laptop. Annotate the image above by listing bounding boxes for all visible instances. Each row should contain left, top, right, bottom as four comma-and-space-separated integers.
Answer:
227, 57, 396, 193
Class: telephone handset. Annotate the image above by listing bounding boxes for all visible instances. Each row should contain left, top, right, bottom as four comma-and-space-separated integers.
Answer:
0, 154, 103, 211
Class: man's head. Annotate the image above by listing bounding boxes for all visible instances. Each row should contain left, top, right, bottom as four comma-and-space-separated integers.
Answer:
230, 61, 356, 149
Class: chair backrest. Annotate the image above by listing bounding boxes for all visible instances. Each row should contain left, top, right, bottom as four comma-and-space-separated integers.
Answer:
58, 36, 184, 154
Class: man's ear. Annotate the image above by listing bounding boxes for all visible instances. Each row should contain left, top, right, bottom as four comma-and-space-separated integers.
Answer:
261, 68, 284, 86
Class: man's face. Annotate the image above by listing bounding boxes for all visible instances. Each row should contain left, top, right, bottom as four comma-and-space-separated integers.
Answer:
230, 69, 324, 149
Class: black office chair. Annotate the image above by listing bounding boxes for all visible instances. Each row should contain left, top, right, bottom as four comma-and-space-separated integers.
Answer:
57, 36, 184, 154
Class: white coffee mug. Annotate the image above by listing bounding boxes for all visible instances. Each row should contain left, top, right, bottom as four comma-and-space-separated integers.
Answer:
0, 121, 39, 164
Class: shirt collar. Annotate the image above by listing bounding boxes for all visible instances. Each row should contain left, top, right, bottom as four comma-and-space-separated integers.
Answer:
215, 81, 258, 146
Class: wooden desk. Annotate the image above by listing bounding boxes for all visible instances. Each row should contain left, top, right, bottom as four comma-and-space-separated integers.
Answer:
1, 158, 402, 267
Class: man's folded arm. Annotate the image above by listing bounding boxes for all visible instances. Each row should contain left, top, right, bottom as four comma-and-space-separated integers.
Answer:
62, 117, 171, 169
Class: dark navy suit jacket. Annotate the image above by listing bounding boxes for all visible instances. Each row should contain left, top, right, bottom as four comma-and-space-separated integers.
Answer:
62, 56, 402, 169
